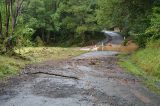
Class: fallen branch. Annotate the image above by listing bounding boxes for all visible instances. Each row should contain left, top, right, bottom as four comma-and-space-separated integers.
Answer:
27, 72, 79, 80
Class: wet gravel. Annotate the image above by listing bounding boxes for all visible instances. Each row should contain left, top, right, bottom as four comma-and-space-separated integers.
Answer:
0, 51, 160, 106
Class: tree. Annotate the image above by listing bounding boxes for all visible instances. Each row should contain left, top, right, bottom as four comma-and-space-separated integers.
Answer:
97, 0, 154, 34
0, 0, 25, 53
10, 0, 24, 34
0, 11, 2, 38
145, 1, 160, 40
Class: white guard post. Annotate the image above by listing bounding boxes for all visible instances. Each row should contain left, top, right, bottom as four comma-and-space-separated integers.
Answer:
102, 42, 104, 51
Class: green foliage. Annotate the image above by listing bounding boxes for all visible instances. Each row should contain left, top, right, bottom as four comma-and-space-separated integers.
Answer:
0, 47, 86, 78
15, 47, 87, 62
132, 33, 148, 48
14, 25, 35, 47
131, 46, 160, 79
147, 40, 160, 48
96, 0, 160, 47
76, 26, 88, 36
35, 36, 44, 46
0, 0, 159, 49
131, 3, 160, 47
122, 39, 128, 46
0, 64, 17, 78
96, 0, 118, 28
0, 55, 26, 78
119, 59, 143, 76
97, 0, 152, 32
145, 6, 160, 40
119, 43, 160, 94
19, 0, 101, 46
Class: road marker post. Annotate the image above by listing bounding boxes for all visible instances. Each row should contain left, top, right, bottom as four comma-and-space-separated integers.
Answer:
95, 45, 97, 51
102, 42, 104, 51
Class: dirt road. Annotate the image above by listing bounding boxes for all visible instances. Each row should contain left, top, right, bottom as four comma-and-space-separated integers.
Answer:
80, 31, 124, 51
0, 51, 160, 106
0, 32, 160, 106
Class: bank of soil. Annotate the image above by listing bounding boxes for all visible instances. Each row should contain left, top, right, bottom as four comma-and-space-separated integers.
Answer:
0, 51, 160, 106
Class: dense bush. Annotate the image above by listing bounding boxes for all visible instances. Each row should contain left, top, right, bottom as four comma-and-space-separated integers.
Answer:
0, 0, 160, 52
147, 40, 160, 48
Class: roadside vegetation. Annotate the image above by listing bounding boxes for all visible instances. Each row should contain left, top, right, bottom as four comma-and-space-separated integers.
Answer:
119, 40, 160, 94
0, 47, 86, 78
98, 41, 138, 52
0, 55, 26, 78
98, 0, 160, 94
0, 0, 160, 95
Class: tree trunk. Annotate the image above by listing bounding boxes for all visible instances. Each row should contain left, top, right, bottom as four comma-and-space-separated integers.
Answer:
42, 29, 45, 42
11, 0, 24, 34
5, 0, 10, 37
47, 31, 50, 43
10, 0, 14, 35
0, 12, 3, 38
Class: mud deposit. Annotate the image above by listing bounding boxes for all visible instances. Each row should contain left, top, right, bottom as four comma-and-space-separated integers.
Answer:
0, 51, 160, 106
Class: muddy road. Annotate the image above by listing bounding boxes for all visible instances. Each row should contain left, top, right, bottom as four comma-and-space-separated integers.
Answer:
0, 32, 160, 106
99, 31, 124, 45
0, 51, 160, 106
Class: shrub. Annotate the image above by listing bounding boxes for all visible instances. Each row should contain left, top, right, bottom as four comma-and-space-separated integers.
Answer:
35, 36, 44, 46
0, 64, 17, 78
147, 40, 160, 48
132, 33, 149, 48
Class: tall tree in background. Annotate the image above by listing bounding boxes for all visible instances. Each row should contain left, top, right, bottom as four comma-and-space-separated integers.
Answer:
0, 0, 160, 51
10, 0, 24, 34
146, 0, 160, 40
0, 0, 25, 53
0, 11, 2, 38
97, 0, 155, 32
5, 0, 11, 37
0, 0, 5, 40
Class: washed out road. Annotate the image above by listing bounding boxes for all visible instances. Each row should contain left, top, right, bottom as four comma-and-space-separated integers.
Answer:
0, 32, 160, 106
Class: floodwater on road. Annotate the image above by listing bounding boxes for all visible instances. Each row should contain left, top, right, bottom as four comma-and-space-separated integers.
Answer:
0, 51, 160, 106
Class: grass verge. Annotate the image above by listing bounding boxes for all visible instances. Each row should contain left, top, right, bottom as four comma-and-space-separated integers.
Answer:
119, 48, 160, 94
15, 47, 87, 62
0, 55, 27, 78
0, 47, 87, 79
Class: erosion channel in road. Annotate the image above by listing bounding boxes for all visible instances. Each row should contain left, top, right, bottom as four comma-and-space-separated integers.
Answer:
0, 32, 160, 106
